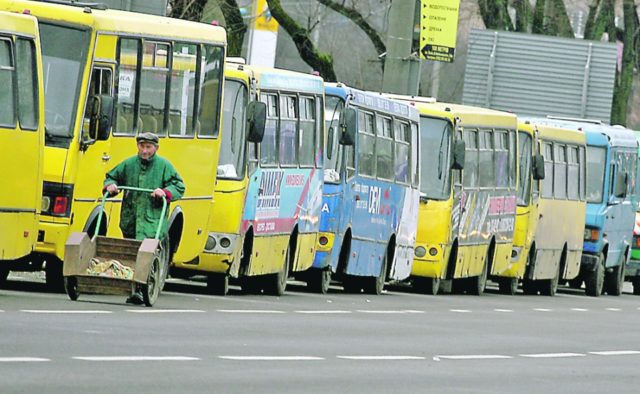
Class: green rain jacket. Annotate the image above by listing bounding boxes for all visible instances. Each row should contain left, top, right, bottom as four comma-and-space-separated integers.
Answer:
104, 154, 185, 240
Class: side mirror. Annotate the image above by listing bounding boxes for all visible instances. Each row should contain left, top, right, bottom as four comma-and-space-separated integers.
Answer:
88, 95, 113, 141
615, 171, 628, 198
532, 154, 545, 180
339, 107, 357, 146
246, 101, 266, 143
451, 140, 465, 170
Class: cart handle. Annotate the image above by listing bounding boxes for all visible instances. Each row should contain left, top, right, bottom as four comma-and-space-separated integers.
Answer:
93, 186, 167, 241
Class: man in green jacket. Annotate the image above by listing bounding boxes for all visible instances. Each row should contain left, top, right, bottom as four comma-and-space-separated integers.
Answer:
104, 132, 185, 304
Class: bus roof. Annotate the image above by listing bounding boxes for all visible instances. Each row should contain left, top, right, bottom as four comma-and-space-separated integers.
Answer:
235, 64, 324, 95
529, 117, 638, 149
519, 119, 586, 145
325, 83, 419, 121
3, 0, 226, 44
0, 10, 39, 37
224, 65, 250, 85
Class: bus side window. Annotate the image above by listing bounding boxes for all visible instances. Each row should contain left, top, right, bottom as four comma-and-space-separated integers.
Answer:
279, 95, 297, 166
139, 41, 170, 136
168, 42, 198, 137
259, 93, 278, 166
494, 131, 508, 188
197, 45, 224, 138
567, 145, 580, 200
463, 129, 478, 188
508, 130, 517, 189
83, 67, 113, 137
541, 142, 554, 198
393, 120, 410, 183
357, 111, 376, 177
555, 144, 567, 199
299, 96, 315, 167
376, 115, 394, 181
411, 123, 419, 188
115, 38, 140, 135
478, 129, 494, 188
16, 38, 38, 131
0, 38, 16, 127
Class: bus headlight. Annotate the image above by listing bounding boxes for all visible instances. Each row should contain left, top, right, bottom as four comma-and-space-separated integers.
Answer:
584, 228, 600, 242
219, 237, 231, 249
415, 246, 427, 258
205, 236, 216, 251
429, 247, 438, 256
319, 236, 329, 246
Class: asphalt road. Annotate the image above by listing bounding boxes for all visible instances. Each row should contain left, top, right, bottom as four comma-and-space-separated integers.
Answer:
1, 275, 639, 394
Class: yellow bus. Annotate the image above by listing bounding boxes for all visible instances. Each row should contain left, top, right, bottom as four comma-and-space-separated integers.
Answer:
0, 10, 44, 285
172, 61, 325, 296
1, 1, 226, 289
504, 120, 586, 295
388, 96, 518, 295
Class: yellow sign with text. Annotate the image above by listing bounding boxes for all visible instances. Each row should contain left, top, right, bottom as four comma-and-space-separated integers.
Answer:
420, 0, 461, 62
254, 0, 279, 32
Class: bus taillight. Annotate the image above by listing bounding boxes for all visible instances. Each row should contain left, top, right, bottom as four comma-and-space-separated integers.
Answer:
52, 197, 69, 215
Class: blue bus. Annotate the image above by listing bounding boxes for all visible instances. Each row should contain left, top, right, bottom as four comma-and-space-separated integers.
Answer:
540, 119, 638, 296
303, 84, 420, 294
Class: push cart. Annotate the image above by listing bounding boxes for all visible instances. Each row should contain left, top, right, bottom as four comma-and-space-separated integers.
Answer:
63, 186, 167, 307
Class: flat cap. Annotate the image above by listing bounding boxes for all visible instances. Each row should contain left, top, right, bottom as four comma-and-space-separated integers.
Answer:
136, 132, 159, 145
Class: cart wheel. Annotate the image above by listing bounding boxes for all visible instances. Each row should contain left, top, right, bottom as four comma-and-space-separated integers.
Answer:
142, 257, 161, 307
64, 277, 79, 301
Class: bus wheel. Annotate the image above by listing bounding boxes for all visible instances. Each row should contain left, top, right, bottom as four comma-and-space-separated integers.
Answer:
604, 263, 625, 296
365, 253, 387, 295
64, 277, 79, 301
585, 253, 605, 297
498, 278, 518, 295
307, 268, 331, 294
413, 277, 440, 295
522, 279, 538, 295
45, 257, 65, 293
468, 260, 488, 296
265, 244, 290, 296
539, 265, 560, 296
206, 273, 229, 296
633, 278, 640, 295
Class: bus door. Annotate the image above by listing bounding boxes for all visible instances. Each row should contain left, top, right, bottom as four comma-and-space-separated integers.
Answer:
0, 32, 42, 260
448, 126, 465, 277
74, 63, 115, 229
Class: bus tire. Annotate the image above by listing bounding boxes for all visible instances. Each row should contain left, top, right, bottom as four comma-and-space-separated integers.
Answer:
469, 252, 489, 296
604, 263, 625, 296
206, 273, 229, 296
307, 268, 331, 294
365, 252, 387, 295
632, 277, 640, 295
539, 265, 560, 296
413, 277, 440, 295
498, 278, 518, 295
64, 277, 79, 301
585, 253, 605, 297
45, 256, 65, 293
265, 243, 290, 296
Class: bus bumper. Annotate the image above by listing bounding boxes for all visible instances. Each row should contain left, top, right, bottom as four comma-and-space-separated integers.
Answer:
36, 221, 69, 260
580, 253, 599, 272
625, 259, 640, 277
312, 232, 335, 269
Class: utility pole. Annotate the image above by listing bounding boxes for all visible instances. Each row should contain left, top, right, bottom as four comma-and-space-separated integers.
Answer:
382, 0, 421, 95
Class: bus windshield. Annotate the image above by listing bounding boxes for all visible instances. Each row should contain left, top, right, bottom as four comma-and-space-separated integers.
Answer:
419, 116, 452, 200
586, 145, 606, 203
40, 23, 90, 142
517, 131, 532, 206
218, 80, 247, 179
324, 95, 344, 182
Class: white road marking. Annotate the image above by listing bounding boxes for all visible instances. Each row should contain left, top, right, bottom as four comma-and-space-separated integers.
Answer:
216, 309, 285, 314
449, 309, 472, 313
494, 309, 513, 312
356, 310, 411, 314
606, 308, 621, 311
434, 355, 512, 360
219, 356, 324, 361
73, 356, 199, 361
21, 310, 112, 314
589, 350, 640, 356
571, 308, 588, 312
337, 356, 425, 360
295, 310, 352, 314
520, 353, 585, 358
0, 357, 50, 362
402, 310, 425, 314
533, 308, 552, 312
126, 309, 205, 313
